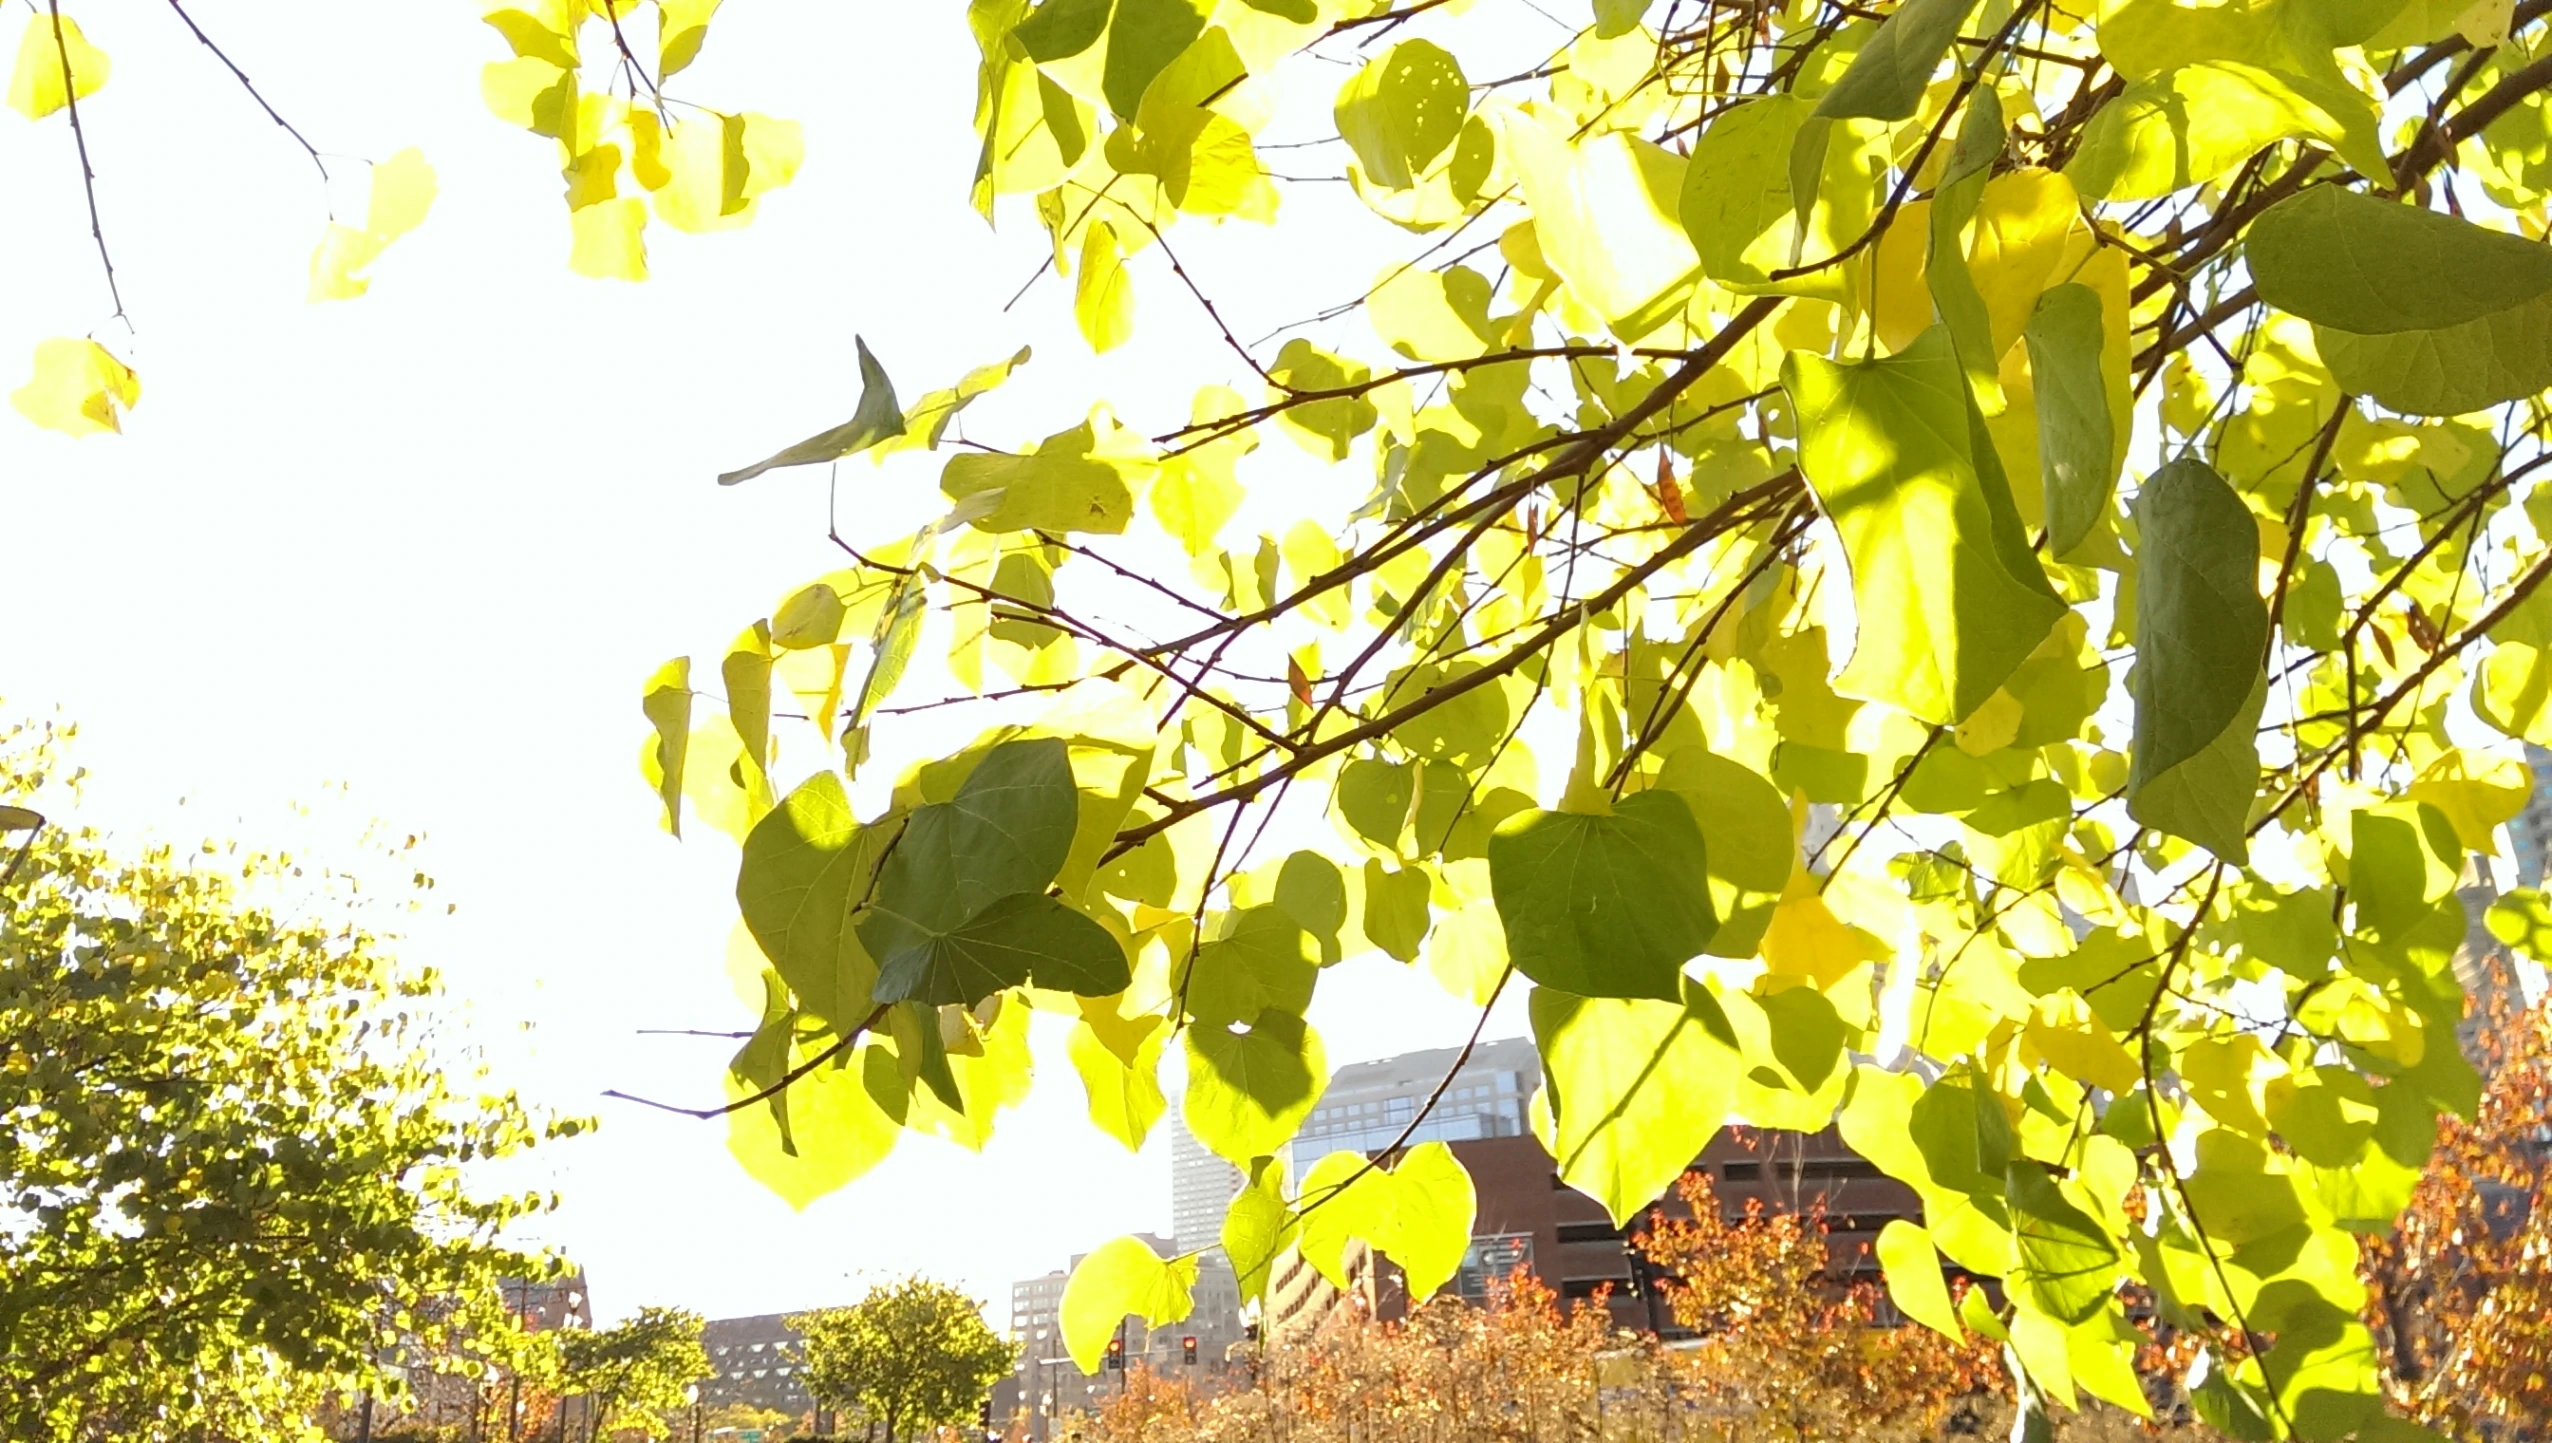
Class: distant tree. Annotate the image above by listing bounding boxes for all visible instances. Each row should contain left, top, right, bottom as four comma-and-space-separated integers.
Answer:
0, 717, 569, 1443
1636, 1172, 2003, 1442
795, 1277, 1016, 1443
560, 1307, 711, 1443
2362, 956, 2552, 1434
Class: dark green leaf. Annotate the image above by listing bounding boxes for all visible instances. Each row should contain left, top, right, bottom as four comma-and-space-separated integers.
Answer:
1814, 0, 1983, 121
718, 337, 908, 485
2127, 458, 2266, 858
872, 892, 1130, 1005
1487, 791, 1716, 1001
857, 738, 1080, 967
2026, 284, 2118, 556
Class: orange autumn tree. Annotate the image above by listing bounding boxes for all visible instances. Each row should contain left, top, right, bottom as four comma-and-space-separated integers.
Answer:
2362, 951, 2552, 1436
1636, 1172, 2004, 1441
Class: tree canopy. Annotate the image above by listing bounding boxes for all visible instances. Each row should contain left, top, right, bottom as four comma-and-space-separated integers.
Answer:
794, 1276, 1018, 1443
0, 717, 572, 1442
559, 1306, 713, 1443
17, 2, 2552, 1440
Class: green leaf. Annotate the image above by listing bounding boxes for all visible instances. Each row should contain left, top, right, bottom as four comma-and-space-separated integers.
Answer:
857, 739, 1086, 995
1654, 748, 1794, 958
2025, 284, 2119, 556
1184, 1010, 1327, 1166
1068, 1017, 1166, 1151
2315, 294, 2552, 417
1059, 1236, 1197, 1373
2485, 887, 2552, 963
1222, 1158, 1297, 1305
1487, 790, 1716, 1000
1334, 40, 1469, 190
641, 657, 692, 835
872, 346, 1033, 460
1182, 906, 1319, 1025
1785, 327, 2065, 724
872, 892, 1130, 1005
2066, 63, 2387, 202
1531, 979, 1742, 1225
1876, 1219, 1964, 1341
1679, 95, 1817, 294
2249, 187, 2552, 336
1362, 858, 1432, 963
2006, 1160, 2120, 1323
940, 416, 1145, 534
1926, 87, 2006, 408
1815, 0, 1982, 121
1267, 340, 1378, 461
1100, 0, 1207, 120
2127, 458, 2266, 859
718, 336, 908, 485
1273, 850, 1348, 956
847, 559, 927, 738
1296, 1142, 1477, 1303
737, 772, 888, 1023
2248, 188, 2552, 415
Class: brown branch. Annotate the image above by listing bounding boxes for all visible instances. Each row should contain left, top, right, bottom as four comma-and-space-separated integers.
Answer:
163, 0, 330, 183
1106, 472, 1810, 858
47, 0, 123, 324
605, 1002, 891, 1119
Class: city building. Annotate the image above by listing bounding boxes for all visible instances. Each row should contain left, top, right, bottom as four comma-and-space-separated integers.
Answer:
1288, 1037, 1540, 1177
1264, 1125, 1919, 1344
2512, 743, 2552, 887
700, 1313, 815, 1416
499, 1268, 593, 1332
1169, 1108, 1245, 1254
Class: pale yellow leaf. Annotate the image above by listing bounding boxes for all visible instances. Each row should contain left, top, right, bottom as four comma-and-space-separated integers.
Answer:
570, 196, 649, 280
6, 13, 108, 121
11, 337, 138, 436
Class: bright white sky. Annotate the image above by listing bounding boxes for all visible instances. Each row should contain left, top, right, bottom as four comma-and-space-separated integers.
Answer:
0, 2, 1552, 1324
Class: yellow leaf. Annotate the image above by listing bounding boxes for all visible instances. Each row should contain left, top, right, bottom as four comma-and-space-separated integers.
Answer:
309, 149, 439, 301
11, 337, 138, 436
652, 111, 746, 232
308, 226, 388, 302
481, 0, 583, 67
2177, 1034, 2290, 1137
2405, 748, 2530, 854
481, 57, 577, 142
564, 141, 621, 209
364, 147, 439, 240
2021, 990, 2140, 1093
1953, 688, 2024, 756
1074, 220, 1135, 354
1967, 169, 2084, 359
569, 196, 649, 280
1758, 873, 1880, 989
658, 0, 721, 78
733, 111, 802, 201
6, 13, 108, 121
628, 108, 670, 190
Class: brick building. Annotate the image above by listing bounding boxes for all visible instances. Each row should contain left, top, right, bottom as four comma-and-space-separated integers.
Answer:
1268, 1125, 1920, 1342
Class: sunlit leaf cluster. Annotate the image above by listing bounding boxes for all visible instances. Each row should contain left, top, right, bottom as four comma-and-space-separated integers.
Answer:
629, 1, 2552, 1436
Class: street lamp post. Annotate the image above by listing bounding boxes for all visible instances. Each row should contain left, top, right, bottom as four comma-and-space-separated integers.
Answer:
685, 1383, 701, 1443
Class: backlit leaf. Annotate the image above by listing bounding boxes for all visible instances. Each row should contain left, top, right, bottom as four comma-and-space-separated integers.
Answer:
719, 337, 907, 484
1060, 1237, 1196, 1373
1487, 790, 1716, 1001
2126, 458, 2266, 859
1785, 327, 2065, 724
11, 337, 138, 437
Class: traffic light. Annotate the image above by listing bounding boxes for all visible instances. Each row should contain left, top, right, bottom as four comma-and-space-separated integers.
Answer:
1103, 1337, 1124, 1372
1181, 1335, 1198, 1366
